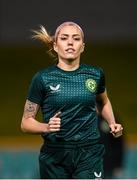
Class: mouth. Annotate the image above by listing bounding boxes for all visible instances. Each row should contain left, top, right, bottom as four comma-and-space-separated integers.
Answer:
65, 48, 75, 53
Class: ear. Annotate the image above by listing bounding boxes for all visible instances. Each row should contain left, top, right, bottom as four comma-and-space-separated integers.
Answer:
80, 43, 85, 53
53, 42, 58, 53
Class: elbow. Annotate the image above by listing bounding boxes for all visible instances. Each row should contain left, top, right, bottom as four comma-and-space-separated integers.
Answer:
21, 119, 28, 133
21, 124, 25, 133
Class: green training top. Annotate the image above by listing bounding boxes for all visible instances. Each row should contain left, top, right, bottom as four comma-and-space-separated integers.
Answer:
27, 63, 105, 143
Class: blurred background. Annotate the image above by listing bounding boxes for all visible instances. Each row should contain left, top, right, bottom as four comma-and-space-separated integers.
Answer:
0, 0, 137, 178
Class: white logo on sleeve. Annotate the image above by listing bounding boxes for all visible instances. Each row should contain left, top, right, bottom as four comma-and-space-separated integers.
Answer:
49, 84, 60, 93
94, 172, 102, 179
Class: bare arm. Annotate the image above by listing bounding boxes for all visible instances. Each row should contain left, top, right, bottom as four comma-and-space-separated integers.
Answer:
96, 91, 123, 137
21, 100, 61, 134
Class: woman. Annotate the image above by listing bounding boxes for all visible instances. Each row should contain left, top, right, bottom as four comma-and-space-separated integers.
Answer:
21, 21, 123, 179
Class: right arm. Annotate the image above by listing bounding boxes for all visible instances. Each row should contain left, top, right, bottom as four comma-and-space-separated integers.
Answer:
21, 100, 61, 134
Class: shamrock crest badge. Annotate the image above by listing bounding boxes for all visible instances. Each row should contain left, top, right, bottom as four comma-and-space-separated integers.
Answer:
85, 79, 97, 92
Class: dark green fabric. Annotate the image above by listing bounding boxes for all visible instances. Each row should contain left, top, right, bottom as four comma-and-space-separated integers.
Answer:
39, 142, 105, 179
27, 63, 105, 142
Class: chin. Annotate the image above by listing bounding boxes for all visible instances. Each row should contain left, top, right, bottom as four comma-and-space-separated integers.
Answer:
66, 58, 76, 62
66, 55, 76, 61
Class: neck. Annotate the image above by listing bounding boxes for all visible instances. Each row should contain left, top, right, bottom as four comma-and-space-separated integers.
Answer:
57, 58, 80, 71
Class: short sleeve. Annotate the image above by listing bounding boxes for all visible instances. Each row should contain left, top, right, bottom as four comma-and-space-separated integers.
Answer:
97, 68, 106, 94
27, 72, 44, 105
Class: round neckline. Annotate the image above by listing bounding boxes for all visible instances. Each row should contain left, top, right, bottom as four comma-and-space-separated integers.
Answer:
54, 64, 84, 74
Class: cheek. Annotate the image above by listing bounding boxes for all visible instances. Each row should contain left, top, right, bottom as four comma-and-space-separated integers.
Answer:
76, 45, 84, 53
55, 41, 65, 53
58, 46, 65, 54
56, 44, 64, 53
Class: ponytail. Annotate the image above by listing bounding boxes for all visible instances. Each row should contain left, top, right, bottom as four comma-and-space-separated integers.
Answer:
31, 25, 57, 58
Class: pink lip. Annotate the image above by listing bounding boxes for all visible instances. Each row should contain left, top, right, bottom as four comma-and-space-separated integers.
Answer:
65, 48, 75, 52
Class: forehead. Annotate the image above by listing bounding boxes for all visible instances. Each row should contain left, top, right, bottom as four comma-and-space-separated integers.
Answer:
58, 25, 82, 36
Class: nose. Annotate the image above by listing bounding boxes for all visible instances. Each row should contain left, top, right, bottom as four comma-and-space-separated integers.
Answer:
67, 38, 73, 45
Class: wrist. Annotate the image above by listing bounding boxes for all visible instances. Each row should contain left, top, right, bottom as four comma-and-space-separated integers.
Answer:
41, 123, 50, 133
109, 122, 116, 125
108, 120, 116, 126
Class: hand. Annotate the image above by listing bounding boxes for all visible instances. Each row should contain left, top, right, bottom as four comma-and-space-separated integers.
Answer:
47, 111, 61, 132
109, 123, 123, 138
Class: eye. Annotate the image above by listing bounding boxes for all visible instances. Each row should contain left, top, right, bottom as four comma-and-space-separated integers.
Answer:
60, 37, 67, 40
74, 37, 81, 41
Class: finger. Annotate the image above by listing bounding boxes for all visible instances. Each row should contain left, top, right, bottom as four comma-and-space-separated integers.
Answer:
49, 124, 61, 128
114, 126, 123, 133
50, 128, 60, 132
53, 111, 61, 118
49, 124, 61, 131
111, 128, 123, 136
49, 118, 61, 124
110, 129, 122, 134
50, 127, 60, 131
113, 131, 123, 138
110, 126, 115, 133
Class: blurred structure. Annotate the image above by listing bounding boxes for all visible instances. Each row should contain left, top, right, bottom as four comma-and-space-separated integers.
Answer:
0, 0, 137, 44
98, 113, 125, 179
0, 150, 40, 178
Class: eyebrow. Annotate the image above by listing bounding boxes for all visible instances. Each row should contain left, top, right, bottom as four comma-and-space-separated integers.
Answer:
60, 34, 81, 37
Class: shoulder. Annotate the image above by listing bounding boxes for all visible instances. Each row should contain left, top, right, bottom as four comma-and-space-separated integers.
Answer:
32, 65, 55, 78
30, 65, 55, 84
38, 65, 56, 75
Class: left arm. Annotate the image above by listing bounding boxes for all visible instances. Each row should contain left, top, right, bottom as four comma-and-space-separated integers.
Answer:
96, 91, 123, 137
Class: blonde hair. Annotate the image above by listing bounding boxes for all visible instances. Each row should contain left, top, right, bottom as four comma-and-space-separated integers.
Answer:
32, 21, 84, 58
54, 21, 84, 42
32, 25, 56, 58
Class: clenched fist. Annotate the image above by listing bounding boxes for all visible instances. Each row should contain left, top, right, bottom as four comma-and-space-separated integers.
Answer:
109, 123, 123, 138
47, 111, 61, 132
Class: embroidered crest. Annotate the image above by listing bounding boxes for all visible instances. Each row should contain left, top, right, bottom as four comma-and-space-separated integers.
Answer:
85, 79, 97, 92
